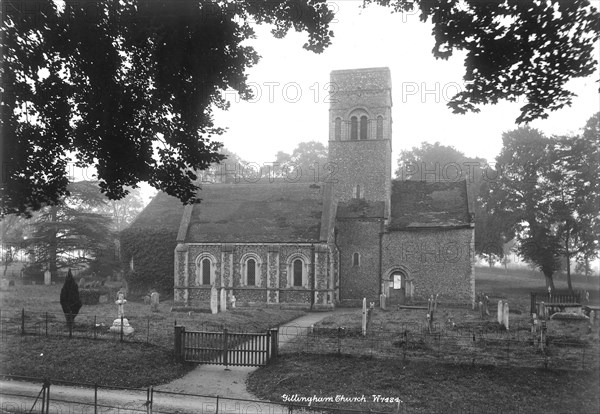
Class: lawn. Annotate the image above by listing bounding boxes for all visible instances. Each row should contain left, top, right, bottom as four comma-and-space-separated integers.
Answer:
247, 354, 600, 413
0, 283, 306, 387
248, 268, 600, 413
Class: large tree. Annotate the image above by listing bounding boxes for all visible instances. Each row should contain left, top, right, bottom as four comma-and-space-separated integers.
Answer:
25, 181, 113, 279
2, 0, 598, 215
483, 116, 600, 290
274, 141, 329, 182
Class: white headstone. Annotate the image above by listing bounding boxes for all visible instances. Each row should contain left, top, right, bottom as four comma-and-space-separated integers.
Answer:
210, 286, 218, 314
44, 270, 51, 285
150, 292, 159, 312
116, 291, 127, 318
497, 300, 503, 324
230, 294, 236, 309
220, 288, 227, 312
362, 298, 367, 336
502, 302, 509, 330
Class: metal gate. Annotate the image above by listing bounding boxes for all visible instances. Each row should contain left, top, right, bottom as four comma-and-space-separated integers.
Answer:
174, 326, 278, 367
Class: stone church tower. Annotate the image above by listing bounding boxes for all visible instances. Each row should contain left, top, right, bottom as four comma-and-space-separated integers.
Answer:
328, 67, 393, 305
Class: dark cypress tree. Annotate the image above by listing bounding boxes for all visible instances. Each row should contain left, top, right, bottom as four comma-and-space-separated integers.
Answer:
60, 269, 82, 331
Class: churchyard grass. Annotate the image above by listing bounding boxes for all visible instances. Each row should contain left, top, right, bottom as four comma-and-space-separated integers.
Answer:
0, 283, 306, 387
248, 268, 600, 412
248, 353, 600, 413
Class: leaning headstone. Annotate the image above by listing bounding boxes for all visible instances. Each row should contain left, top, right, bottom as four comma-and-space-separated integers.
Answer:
497, 300, 504, 324
362, 298, 367, 336
220, 289, 227, 312
380, 293, 387, 310
210, 286, 218, 314
150, 292, 159, 312
502, 302, 509, 330
44, 270, 51, 285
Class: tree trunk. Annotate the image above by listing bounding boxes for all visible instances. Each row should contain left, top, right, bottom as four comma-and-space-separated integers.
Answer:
49, 205, 58, 280
543, 270, 555, 291
565, 232, 573, 293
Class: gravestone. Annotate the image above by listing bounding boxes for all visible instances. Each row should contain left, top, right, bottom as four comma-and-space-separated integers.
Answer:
497, 300, 504, 325
539, 302, 546, 319
502, 302, 509, 330
380, 293, 387, 310
210, 286, 218, 314
109, 291, 134, 335
479, 301, 484, 319
78, 278, 86, 288
99, 294, 108, 304
230, 294, 236, 309
484, 295, 490, 316
220, 289, 227, 312
44, 270, 51, 285
150, 292, 159, 312
143, 295, 151, 304
590, 310, 595, 325
361, 298, 367, 336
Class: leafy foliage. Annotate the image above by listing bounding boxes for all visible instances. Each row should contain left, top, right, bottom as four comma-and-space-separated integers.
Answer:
60, 269, 82, 328
274, 141, 329, 182
120, 228, 179, 295
366, 0, 600, 123
1, 0, 334, 216
25, 181, 114, 278
483, 114, 600, 289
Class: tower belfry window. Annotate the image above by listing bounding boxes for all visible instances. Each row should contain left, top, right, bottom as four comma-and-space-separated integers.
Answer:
360, 116, 368, 140
350, 116, 358, 140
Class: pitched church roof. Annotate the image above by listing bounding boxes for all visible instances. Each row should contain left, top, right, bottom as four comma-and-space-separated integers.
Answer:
132, 182, 330, 243
389, 180, 472, 229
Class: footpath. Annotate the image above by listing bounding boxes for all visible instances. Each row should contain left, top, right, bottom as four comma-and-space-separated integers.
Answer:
0, 311, 334, 414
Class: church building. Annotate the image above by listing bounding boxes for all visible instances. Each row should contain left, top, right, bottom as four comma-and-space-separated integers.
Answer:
131, 67, 475, 309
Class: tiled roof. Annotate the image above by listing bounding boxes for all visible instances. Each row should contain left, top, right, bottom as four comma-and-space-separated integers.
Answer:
129, 191, 186, 230
389, 180, 471, 229
184, 182, 326, 243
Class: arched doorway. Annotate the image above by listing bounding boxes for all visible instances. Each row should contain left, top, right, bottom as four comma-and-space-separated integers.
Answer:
384, 267, 414, 306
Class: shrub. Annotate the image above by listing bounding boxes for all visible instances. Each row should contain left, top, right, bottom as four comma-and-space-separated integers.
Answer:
60, 269, 82, 330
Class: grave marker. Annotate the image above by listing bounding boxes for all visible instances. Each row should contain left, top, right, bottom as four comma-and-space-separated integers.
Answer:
502, 302, 509, 330
210, 285, 218, 314
150, 292, 160, 312
44, 270, 51, 285
362, 298, 367, 336
220, 288, 227, 312
497, 300, 503, 325
380, 293, 386, 310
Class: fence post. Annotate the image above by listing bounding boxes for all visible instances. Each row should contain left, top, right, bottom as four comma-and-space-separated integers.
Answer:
530, 293, 536, 314
223, 328, 229, 368
21, 308, 25, 335
44, 378, 50, 414
174, 325, 183, 362
94, 315, 97, 340
94, 383, 98, 414
271, 328, 279, 360
120, 316, 124, 342
147, 317, 150, 344
146, 386, 154, 414
45, 312, 48, 337
216, 395, 219, 414
337, 327, 342, 355
506, 338, 510, 366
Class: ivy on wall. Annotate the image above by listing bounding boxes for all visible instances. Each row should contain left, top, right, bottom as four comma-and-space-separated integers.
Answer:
119, 228, 178, 295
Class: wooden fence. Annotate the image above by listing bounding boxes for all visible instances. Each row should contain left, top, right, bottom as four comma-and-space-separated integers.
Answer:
174, 326, 278, 367
530, 291, 582, 314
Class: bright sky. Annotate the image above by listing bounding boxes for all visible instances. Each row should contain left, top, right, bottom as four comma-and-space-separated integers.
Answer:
212, 0, 600, 167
